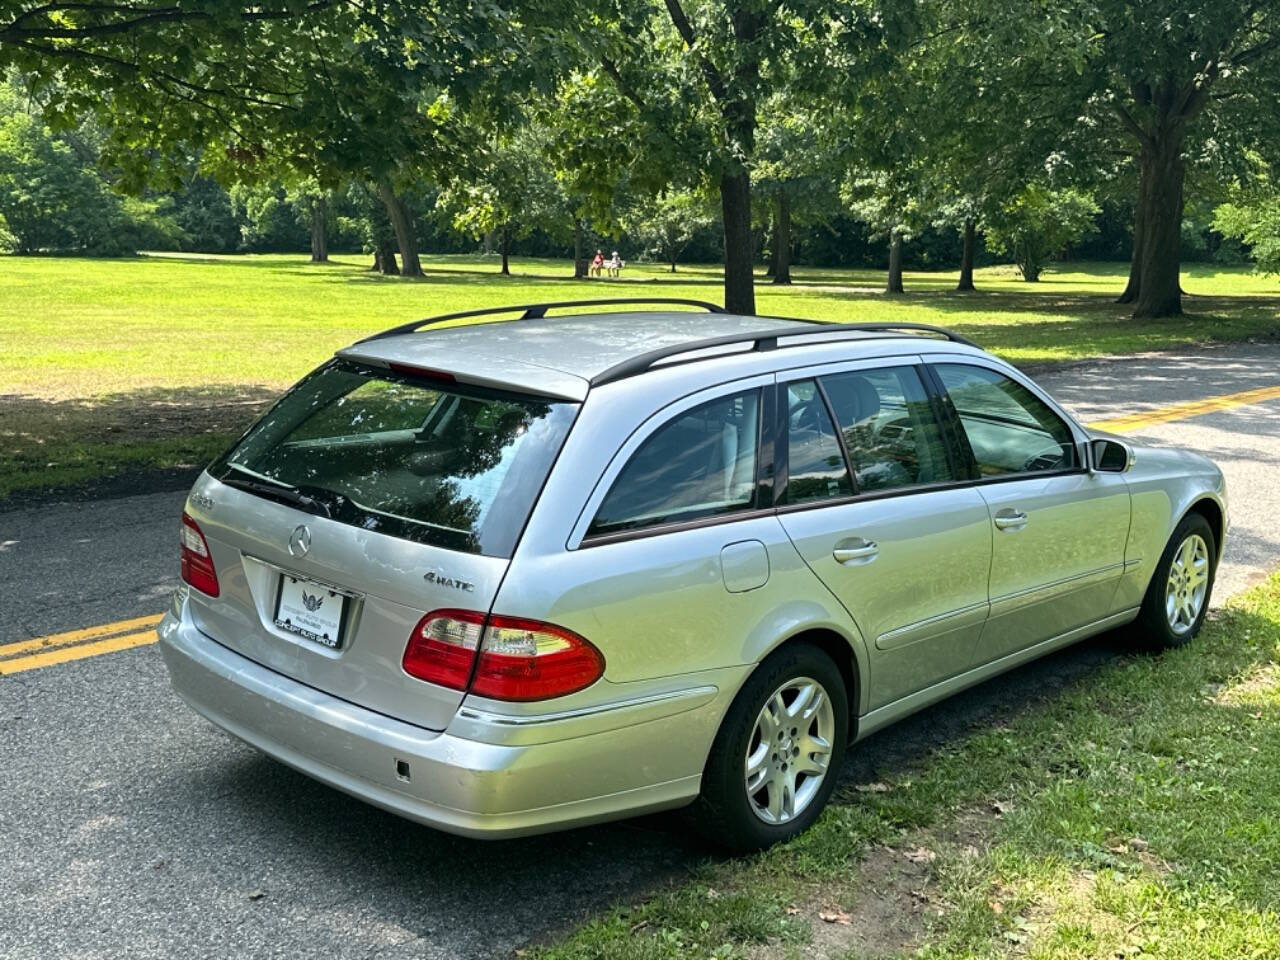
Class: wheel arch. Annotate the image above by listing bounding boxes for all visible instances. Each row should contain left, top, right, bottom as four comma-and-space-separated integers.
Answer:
1185, 496, 1225, 565
759, 627, 863, 740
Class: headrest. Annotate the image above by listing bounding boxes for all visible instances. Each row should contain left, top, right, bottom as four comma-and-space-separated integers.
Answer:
825, 376, 880, 426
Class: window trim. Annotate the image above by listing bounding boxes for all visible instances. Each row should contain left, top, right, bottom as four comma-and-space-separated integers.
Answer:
569, 354, 1096, 551
925, 358, 1090, 484
572, 376, 773, 549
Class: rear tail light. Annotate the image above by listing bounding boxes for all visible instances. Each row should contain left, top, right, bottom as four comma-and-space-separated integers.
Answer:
179, 511, 220, 597
402, 610, 485, 690
402, 611, 604, 702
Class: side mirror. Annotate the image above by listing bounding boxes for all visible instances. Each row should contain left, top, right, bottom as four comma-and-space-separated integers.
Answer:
1090, 438, 1134, 473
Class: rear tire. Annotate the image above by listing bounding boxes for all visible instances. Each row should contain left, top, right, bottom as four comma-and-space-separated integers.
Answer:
1133, 512, 1216, 650
694, 642, 848, 853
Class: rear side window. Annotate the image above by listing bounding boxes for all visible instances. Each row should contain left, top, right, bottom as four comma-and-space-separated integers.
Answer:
934, 363, 1078, 475
588, 389, 760, 536
821, 366, 954, 492
211, 360, 577, 557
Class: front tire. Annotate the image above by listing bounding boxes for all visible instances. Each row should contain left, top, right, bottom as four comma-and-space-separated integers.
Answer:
1134, 512, 1216, 649
694, 643, 848, 853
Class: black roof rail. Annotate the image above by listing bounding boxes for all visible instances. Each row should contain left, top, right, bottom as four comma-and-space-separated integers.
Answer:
590, 320, 979, 387
357, 297, 726, 343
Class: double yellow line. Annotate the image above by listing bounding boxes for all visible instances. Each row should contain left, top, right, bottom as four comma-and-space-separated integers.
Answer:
0, 613, 163, 676
1089, 383, 1280, 435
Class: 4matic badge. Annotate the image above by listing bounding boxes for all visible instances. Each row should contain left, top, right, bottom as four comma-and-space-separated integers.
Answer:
424, 570, 475, 593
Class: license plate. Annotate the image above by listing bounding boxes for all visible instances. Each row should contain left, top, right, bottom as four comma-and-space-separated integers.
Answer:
274, 575, 347, 649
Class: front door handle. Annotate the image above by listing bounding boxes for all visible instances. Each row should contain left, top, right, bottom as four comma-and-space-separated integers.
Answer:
993, 510, 1028, 530
833, 538, 879, 564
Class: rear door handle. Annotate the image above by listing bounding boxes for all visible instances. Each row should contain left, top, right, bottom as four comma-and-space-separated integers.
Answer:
833, 539, 879, 564
993, 510, 1028, 530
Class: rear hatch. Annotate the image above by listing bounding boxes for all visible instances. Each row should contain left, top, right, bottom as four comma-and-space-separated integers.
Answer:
182, 359, 578, 731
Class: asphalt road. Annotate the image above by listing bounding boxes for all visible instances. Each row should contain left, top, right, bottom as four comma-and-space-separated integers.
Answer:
2, 342, 1279, 959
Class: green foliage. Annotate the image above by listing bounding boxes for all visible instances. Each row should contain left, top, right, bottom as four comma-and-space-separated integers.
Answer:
0, 105, 183, 255
1215, 175, 1280, 275
623, 190, 715, 270
172, 177, 240, 253
983, 186, 1100, 281
438, 124, 570, 251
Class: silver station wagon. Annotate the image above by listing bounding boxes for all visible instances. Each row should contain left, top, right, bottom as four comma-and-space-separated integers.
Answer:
159, 299, 1227, 850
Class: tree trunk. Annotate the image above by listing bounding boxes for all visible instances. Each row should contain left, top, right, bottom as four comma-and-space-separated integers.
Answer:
376, 181, 421, 277
886, 231, 905, 294
573, 219, 586, 278
1117, 191, 1146, 303
670, 256, 677, 273
310, 199, 328, 263
500, 225, 511, 275
956, 219, 976, 291
374, 236, 399, 275
720, 168, 755, 314
772, 190, 792, 285
1131, 134, 1185, 318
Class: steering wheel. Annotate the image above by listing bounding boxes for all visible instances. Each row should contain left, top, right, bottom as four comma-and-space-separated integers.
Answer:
789, 398, 829, 435
1022, 445, 1066, 472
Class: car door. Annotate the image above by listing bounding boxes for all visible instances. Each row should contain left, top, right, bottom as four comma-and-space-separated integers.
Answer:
774, 359, 993, 711
928, 358, 1131, 666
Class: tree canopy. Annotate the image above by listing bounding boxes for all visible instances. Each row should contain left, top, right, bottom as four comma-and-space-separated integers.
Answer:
1, 0, 1278, 310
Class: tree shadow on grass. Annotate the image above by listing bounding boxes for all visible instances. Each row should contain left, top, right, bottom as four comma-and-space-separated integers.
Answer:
0, 384, 280, 509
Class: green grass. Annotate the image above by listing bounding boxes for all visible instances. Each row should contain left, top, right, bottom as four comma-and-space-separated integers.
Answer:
1, 252, 1277, 501
532, 576, 1280, 960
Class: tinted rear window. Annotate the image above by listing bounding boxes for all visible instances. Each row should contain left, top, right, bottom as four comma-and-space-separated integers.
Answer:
211, 360, 577, 556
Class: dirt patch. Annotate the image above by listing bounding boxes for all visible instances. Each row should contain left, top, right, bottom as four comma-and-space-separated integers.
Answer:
751, 812, 994, 960
1214, 662, 1280, 706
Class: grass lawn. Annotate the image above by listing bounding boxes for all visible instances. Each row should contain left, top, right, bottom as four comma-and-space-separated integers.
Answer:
534, 574, 1280, 960
2, 252, 1277, 502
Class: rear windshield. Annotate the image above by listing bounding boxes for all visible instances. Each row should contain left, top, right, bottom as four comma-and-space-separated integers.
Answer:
210, 360, 577, 557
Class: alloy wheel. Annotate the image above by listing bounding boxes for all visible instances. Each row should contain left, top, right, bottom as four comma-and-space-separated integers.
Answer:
1165, 533, 1210, 635
744, 676, 835, 825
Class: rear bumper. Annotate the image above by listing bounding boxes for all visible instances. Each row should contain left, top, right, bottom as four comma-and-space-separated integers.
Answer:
158, 594, 725, 838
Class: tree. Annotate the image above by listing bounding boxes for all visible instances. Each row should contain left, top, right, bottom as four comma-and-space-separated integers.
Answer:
753, 100, 841, 285
439, 123, 570, 275
844, 172, 929, 294
982, 184, 1099, 282
625, 189, 714, 272
939, 0, 1280, 316
1214, 164, 1280, 274
4, 1, 535, 278
0, 83, 183, 254
573, 0, 897, 313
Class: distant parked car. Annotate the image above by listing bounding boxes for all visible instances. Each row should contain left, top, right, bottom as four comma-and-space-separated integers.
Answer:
159, 298, 1227, 851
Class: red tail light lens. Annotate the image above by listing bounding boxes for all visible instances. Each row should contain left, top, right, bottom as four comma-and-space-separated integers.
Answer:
471, 616, 605, 702
402, 611, 604, 701
179, 512, 220, 597
402, 610, 485, 689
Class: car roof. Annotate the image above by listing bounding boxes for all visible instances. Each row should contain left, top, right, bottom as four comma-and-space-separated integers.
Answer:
338, 310, 981, 401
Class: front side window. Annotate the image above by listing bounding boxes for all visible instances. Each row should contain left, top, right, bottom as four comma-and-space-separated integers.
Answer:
212, 360, 577, 556
820, 366, 954, 493
934, 363, 1078, 476
783, 379, 853, 504
588, 389, 760, 537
